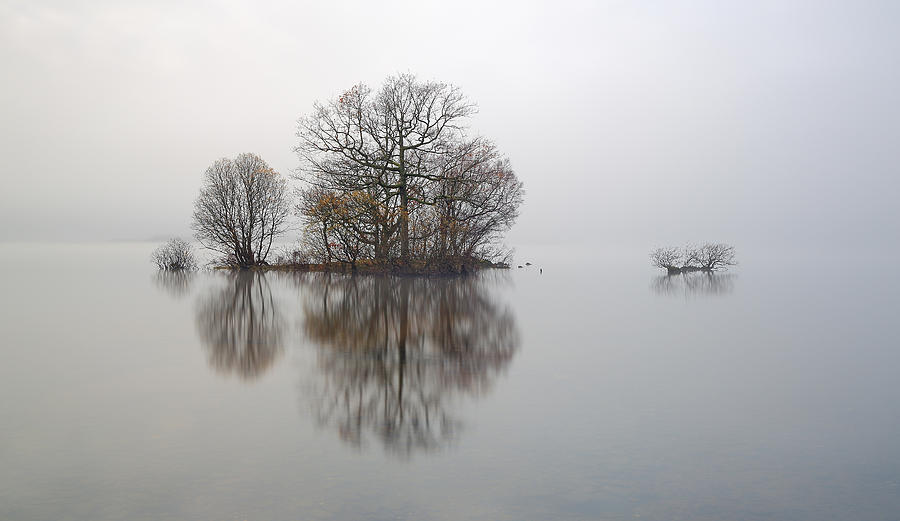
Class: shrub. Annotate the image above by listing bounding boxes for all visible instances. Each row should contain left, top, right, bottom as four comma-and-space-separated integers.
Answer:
152, 238, 197, 271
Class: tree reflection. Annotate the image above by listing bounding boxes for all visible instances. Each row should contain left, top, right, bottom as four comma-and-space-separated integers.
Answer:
651, 272, 736, 297
290, 272, 520, 457
195, 272, 285, 380
153, 270, 194, 299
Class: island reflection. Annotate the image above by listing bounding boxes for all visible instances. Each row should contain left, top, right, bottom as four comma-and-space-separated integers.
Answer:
195, 271, 285, 380
289, 272, 521, 457
651, 271, 736, 297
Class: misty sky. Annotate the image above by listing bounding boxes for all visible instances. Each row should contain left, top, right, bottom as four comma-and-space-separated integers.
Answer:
1, 0, 897, 251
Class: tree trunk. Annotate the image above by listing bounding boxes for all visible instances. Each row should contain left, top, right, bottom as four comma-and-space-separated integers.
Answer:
398, 148, 410, 265
322, 222, 332, 264
437, 217, 448, 261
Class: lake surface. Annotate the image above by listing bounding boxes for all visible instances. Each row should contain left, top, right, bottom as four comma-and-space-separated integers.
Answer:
2, 243, 899, 520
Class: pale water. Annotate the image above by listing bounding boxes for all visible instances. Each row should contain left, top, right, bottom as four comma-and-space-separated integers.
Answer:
1, 243, 899, 520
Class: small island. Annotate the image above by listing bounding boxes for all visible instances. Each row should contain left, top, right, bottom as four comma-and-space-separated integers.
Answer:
156, 74, 523, 276
650, 243, 737, 274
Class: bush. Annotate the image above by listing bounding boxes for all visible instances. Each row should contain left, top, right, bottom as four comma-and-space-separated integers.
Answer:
273, 247, 312, 266
686, 243, 736, 271
152, 238, 197, 271
650, 243, 737, 272
650, 247, 684, 270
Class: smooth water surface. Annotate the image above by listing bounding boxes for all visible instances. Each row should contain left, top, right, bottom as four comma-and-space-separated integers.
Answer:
1, 243, 899, 520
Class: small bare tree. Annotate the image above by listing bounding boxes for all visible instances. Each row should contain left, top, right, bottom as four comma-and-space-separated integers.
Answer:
151, 237, 197, 271
192, 153, 291, 267
686, 243, 737, 271
296, 187, 374, 266
650, 247, 684, 273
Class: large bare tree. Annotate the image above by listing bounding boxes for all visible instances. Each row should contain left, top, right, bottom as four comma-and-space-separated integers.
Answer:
192, 153, 291, 267
295, 74, 520, 268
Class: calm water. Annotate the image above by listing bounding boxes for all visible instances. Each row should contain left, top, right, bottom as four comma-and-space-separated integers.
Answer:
2, 243, 899, 520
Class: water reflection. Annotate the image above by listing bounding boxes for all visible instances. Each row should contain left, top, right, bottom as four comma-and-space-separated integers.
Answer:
195, 272, 285, 380
153, 270, 194, 298
290, 273, 520, 457
651, 272, 736, 297
152, 267, 521, 455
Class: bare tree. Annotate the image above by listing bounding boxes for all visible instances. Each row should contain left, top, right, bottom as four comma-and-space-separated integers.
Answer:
427, 138, 523, 268
295, 74, 521, 268
192, 153, 291, 267
686, 243, 737, 271
151, 237, 197, 271
651, 243, 736, 272
650, 247, 684, 274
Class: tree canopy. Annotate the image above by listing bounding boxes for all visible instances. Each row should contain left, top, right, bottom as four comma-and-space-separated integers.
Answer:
294, 74, 523, 271
192, 153, 291, 267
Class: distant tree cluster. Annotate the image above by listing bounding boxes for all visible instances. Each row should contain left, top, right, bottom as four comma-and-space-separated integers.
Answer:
294, 74, 523, 271
650, 243, 736, 274
151, 237, 197, 271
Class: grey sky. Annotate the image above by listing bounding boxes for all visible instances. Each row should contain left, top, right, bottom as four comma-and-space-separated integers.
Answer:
1, 0, 897, 251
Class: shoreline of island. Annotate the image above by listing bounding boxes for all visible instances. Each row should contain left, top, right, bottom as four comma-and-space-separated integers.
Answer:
209, 258, 511, 276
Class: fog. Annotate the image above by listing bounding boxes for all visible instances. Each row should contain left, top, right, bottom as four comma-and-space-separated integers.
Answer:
1, 0, 898, 253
